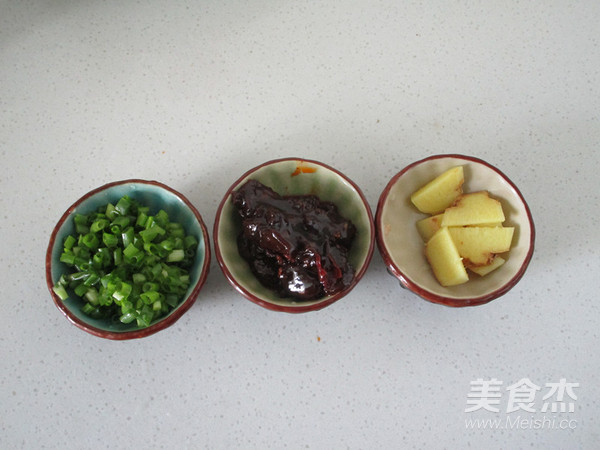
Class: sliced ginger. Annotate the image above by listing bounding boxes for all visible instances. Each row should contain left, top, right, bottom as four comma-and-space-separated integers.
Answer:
411, 166, 515, 286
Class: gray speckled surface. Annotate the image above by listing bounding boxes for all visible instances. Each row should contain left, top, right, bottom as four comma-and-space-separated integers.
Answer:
1, 1, 599, 449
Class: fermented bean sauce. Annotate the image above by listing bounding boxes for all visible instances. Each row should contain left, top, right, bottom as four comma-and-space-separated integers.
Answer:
232, 179, 356, 300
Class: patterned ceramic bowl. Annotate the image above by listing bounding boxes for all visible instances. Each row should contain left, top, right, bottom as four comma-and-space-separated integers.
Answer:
46, 179, 211, 339
214, 157, 375, 313
376, 154, 535, 307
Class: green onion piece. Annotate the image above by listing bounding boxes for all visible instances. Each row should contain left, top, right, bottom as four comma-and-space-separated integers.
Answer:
64, 235, 77, 250
167, 249, 185, 262
73, 283, 88, 297
70, 271, 90, 282
90, 218, 110, 233
136, 307, 153, 327
83, 272, 100, 286
168, 222, 185, 238
113, 248, 123, 266
184, 235, 198, 249
115, 196, 131, 215
84, 287, 99, 304
132, 273, 146, 284
141, 291, 162, 304
144, 242, 167, 258
105, 203, 118, 220
53, 284, 69, 300
57, 274, 69, 286
81, 233, 99, 250
136, 211, 148, 228
102, 232, 118, 248
139, 226, 165, 243
92, 248, 111, 269
155, 210, 169, 227
74, 214, 89, 234
119, 312, 136, 324
158, 238, 175, 252
121, 227, 134, 248
112, 282, 132, 301
60, 252, 76, 265
81, 303, 97, 315
74, 257, 91, 271
142, 282, 159, 292
111, 215, 131, 229
123, 243, 142, 259
144, 215, 155, 229
150, 263, 162, 278
165, 295, 178, 307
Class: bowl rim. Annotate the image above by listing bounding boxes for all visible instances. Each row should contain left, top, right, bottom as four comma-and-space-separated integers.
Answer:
375, 154, 536, 307
45, 178, 211, 339
213, 157, 375, 313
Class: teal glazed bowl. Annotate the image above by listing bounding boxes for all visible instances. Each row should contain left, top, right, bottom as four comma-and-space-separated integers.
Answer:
214, 158, 375, 313
45, 179, 211, 339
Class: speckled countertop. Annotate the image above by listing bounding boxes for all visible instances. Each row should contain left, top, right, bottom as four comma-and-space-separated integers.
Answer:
1, 2, 599, 449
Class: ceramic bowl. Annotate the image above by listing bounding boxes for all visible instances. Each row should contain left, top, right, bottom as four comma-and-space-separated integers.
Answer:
45, 179, 211, 339
376, 154, 535, 307
214, 157, 375, 313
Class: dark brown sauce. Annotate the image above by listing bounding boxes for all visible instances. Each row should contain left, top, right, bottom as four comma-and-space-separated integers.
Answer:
232, 179, 356, 300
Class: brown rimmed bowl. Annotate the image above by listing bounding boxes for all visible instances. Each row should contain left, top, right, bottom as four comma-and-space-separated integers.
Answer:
376, 154, 535, 307
214, 157, 375, 313
46, 179, 211, 339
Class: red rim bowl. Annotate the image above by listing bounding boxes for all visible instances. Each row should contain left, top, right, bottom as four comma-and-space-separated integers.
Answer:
213, 157, 375, 313
376, 154, 535, 307
46, 179, 211, 339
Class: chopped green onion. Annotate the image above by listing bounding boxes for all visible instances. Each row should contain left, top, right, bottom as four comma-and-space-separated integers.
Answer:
64, 235, 77, 250
184, 235, 198, 249
140, 291, 161, 305
112, 282, 132, 301
53, 284, 69, 300
155, 210, 169, 227
81, 303, 98, 316
111, 215, 131, 229
115, 196, 132, 215
92, 248, 111, 269
51, 195, 198, 328
83, 272, 100, 286
105, 203, 118, 220
119, 312, 136, 324
113, 248, 123, 265
136, 211, 148, 228
132, 273, 146, 284
90, 218, 110, 233
74, 214, 89, 234
84, 287, 99, 305
139, 225, 165, 243
102, 232, 118, 248
121, 226, 134, 248
143, 242, 166, 258
158, 238, 175, 252
142, 281, 159, 292
74, 283, 89, 297
167, 249, 185, 262
81, 232, 99, 249
60, 252, 76, 265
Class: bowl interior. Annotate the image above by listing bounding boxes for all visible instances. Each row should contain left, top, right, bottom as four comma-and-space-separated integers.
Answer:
216, 159, 373, 309
378, 155, 533, 304
48, 181, 208, 334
